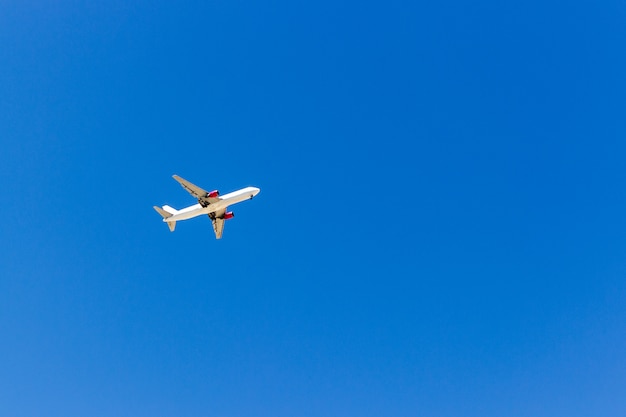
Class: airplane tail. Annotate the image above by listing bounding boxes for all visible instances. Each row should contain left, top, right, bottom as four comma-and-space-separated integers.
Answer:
153, 205, 178, 232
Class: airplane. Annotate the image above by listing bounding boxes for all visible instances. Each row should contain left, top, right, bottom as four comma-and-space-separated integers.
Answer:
153, 175, 260, 239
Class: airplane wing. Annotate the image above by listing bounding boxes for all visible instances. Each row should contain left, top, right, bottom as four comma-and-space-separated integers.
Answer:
173, 175, 220, 205
209, 208, 226, 239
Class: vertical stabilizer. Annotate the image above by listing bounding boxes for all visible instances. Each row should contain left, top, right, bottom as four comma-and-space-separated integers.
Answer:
162, 205, 178, 215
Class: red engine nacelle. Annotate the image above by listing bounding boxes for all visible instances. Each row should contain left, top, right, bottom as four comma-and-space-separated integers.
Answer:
207, 190, 219, 198
223, 211, 234, 220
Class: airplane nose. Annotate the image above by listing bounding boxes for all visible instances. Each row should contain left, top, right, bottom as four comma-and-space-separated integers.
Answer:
253, 187, 260, 196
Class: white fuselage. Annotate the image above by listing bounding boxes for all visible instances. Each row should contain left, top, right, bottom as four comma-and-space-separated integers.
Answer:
165, 186, 260, 222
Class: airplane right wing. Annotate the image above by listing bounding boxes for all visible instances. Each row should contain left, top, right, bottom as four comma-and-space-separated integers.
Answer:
211, 217, 225, 239
209, 208, 227, 239
173, 175, 220, 205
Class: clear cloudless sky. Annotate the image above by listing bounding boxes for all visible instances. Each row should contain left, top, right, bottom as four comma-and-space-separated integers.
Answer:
1, 1, 626, 416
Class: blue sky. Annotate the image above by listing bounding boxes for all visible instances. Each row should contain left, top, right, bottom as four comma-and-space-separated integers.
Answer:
1, 1, 626, 416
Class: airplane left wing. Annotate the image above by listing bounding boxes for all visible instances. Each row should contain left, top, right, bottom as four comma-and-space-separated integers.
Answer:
173, 175, 220, 205
209, 208, 227, 239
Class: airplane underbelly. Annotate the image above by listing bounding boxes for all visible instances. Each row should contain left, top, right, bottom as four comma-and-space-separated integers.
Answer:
204, 202, 226, 213
170, 207, 205, 221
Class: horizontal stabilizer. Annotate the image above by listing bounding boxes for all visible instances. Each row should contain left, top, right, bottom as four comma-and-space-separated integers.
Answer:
154, 205, 177, 232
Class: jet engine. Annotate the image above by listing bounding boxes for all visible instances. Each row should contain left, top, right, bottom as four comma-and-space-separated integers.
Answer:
207, 190, 219, 198
223, 212, 235, 220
